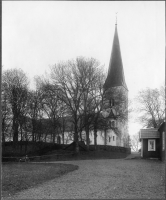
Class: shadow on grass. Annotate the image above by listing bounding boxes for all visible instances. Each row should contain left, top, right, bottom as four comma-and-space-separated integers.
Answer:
2, 162, 78, 198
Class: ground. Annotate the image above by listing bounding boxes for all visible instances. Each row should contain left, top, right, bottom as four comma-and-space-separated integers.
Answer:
2, 154, 165, 199
2, 162, 78, 198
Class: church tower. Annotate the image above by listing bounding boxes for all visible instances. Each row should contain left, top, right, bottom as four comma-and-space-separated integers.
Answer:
104, 19, 127, 90
103, 19, 129, 147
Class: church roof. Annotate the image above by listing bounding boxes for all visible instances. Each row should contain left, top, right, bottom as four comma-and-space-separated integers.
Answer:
103, 24, 128, 90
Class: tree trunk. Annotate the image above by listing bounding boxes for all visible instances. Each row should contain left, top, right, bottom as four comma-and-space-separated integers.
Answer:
80, 131, 83, 141
62, 132, 64, 144
20, 125, 23, 152
104, 129, 107, 146
2, 131, 5, 143
94, 128, 97, 150
32, 130, 35, 142
2, 126, 6, 151
86, 126, 90, 151
2, 119, 6, 143
25, 139, 28, 154
75, 140, 79, 154
32, 119, 35, 142
13, 119, 19, 145
53, 132, 55, 143
74, 121, 79, 153
35, 132, 36, 142
62, 119, 65, 144
44, 134, 47, 142
53, 119, 57, 143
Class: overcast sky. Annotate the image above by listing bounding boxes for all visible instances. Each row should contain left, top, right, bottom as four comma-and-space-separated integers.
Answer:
2, 1, 165, 136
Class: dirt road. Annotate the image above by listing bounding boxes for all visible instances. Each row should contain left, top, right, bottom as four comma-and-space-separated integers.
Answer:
4, 158, 165, 199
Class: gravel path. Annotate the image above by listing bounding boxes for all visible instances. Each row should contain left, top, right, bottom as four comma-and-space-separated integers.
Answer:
3, 158, 165, 199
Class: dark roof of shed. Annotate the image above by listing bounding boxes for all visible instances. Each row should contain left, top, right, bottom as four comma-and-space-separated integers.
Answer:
158, 122, 166, 133
139, 128, 160, 139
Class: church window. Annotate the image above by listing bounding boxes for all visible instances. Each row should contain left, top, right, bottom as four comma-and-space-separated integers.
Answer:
112, 99, 115, 106
110, 99, 115, 107
112, 121, 115, 128
113, 136, 115, 141
109, 137, 111, 142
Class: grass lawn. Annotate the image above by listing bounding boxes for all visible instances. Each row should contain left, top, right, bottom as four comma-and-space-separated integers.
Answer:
2, 162, 79, 197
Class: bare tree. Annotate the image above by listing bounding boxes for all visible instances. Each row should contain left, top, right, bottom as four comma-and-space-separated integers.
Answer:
86, 67, 106, 149
77, 57, 104, 150
50, 57, 104, 152
50, 60, 83, 152
27, 88, 44, 142
57, 102, 69, 144
135, 87, 165, 128
2, 69, 29, 145
2, 82, 12, 143
39, 81, 64, 143
130, 133, 140, 152
50, 57, 130, 150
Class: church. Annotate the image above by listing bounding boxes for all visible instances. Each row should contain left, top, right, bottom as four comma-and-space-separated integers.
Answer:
60, 21, 130, 148
2, 21, 130, 148
89, 20, 129, 147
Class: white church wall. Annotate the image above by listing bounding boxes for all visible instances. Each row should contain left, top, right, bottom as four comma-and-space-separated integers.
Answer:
88, 129, 117, 146
102, 85, 129, 148
116, 120, 129, 147
63, 131, 73, 144
89, 130, 104, 145
106, 129, 117, 146
53, 128, 123, 147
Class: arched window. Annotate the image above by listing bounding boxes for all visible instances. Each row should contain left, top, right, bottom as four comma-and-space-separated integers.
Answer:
109, 99, 115, 107
111, 121, 115, 128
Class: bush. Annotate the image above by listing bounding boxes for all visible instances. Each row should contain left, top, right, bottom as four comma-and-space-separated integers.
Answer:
2, 141, 64, 160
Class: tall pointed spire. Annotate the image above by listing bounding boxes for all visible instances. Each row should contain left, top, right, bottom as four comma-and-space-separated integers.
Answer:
115, 12, 118, 26
103, 19, 128, 90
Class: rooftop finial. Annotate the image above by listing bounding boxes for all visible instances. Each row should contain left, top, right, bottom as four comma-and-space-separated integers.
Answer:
115, 12, 118, 26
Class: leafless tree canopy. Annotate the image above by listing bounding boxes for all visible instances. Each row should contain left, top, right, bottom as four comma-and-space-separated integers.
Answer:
2, 69, 29, 144
50, 57, 106, 151
135, 87, 165, 128
130, 133, 140, 152
2, 57, 130, 152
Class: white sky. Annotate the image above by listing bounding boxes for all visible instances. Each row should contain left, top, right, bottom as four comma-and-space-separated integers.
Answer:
2, 1, 165, 136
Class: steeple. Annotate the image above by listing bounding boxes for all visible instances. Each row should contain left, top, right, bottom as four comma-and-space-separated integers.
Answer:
115, 12, 118, 26
103, 21, 128, 91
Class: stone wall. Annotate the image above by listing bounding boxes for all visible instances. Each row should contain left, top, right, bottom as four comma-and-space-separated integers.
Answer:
89, 145, 131, 154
